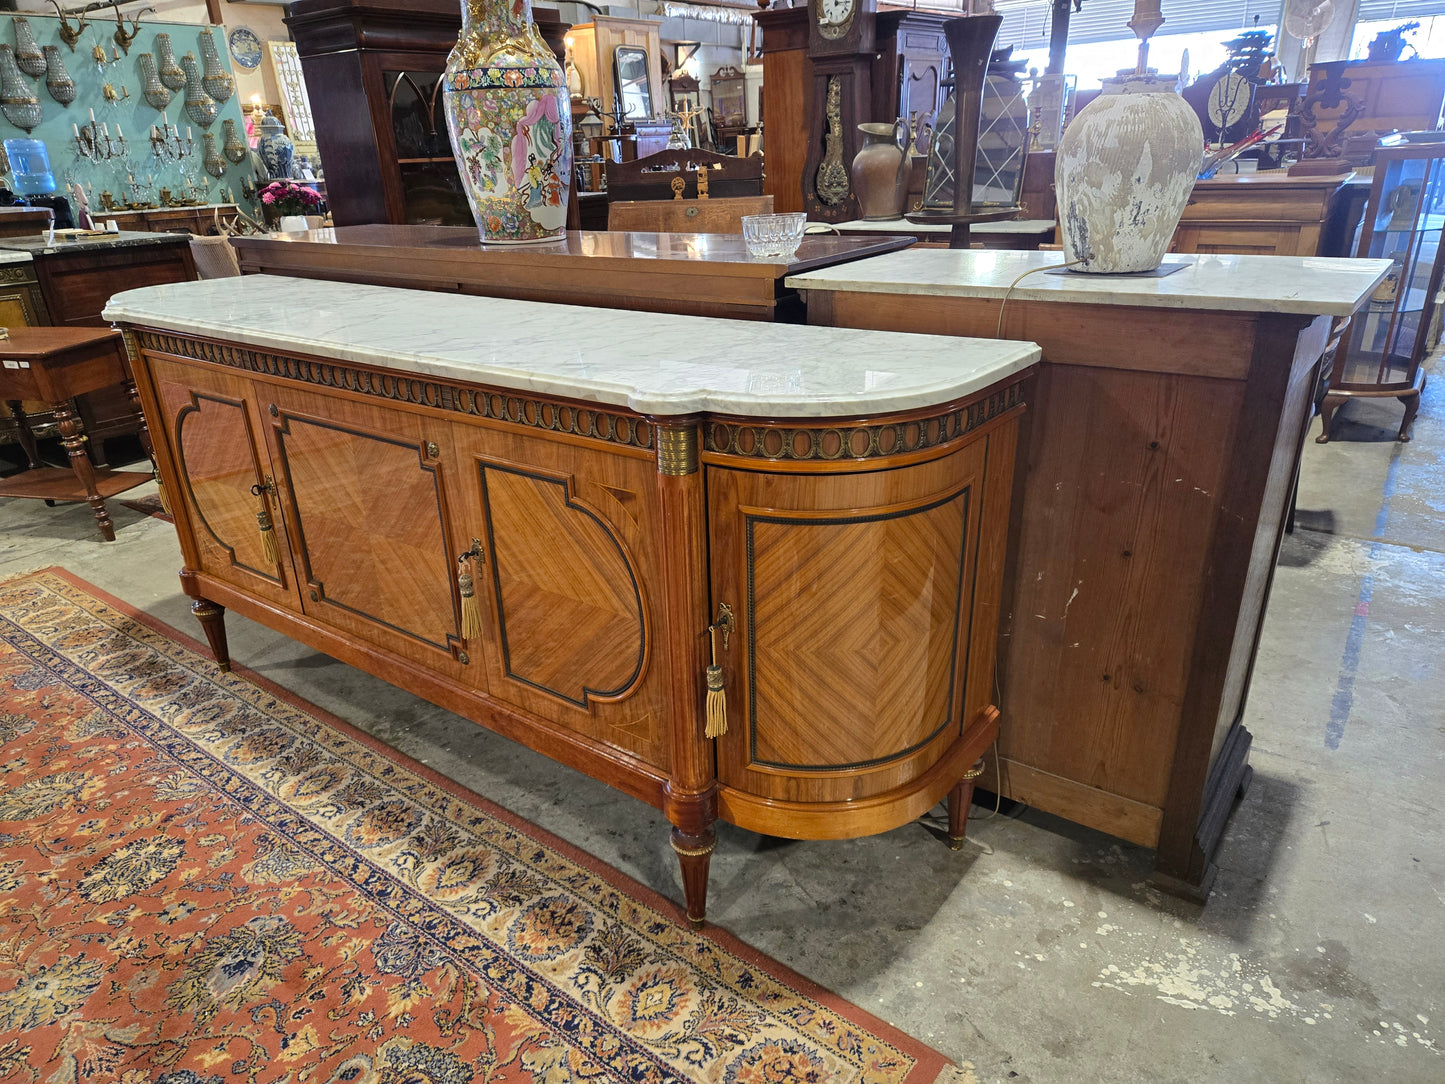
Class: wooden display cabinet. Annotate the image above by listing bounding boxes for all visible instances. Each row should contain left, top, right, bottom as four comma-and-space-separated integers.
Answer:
567, 15, 664, 121
286, 0, 567, 228
1305, 58, 1445, 151
1320, 142, 1444, 442
1173, 173, 1354, 257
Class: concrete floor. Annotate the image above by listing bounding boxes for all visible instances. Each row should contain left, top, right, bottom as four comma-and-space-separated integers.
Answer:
1, 360, 1441, 1084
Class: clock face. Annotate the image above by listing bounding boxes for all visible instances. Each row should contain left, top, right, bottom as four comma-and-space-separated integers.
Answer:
817, 0, 856, 34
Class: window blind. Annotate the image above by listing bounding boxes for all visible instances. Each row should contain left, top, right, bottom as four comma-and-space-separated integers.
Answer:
1355, 0, 1445, 22
993, 0, 1286, 52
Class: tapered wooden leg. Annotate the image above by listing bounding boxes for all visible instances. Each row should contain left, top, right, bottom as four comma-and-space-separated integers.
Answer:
1315, 393, 1343, 443
670, 826, 715, 929
52, 398, 114, 542
192, 598, 231, 672
947, 759, 988, 850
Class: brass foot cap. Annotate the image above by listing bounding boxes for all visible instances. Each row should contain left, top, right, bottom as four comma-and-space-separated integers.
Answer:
687, 915, 705, 930
948, 836, 966, 851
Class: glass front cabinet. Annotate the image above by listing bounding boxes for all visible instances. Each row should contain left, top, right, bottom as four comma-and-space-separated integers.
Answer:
1321, 141, 1442, 442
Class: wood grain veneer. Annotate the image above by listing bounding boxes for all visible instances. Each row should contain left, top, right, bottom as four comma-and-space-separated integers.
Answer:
123, 325, 1029, 924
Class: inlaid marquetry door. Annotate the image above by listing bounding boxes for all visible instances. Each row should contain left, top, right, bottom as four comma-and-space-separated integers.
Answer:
448, 412, 672, 774
706, 442, 989, 808
259, 383, 472, 681
145, 354, 301, 612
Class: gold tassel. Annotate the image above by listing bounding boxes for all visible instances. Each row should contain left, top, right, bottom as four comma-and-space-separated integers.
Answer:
154, 472, 172, 516
458, 557, 483, 640
256, 498, 279, 567
705, 661, 726, 738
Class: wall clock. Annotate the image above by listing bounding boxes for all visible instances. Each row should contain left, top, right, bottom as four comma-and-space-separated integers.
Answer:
228, 26, 264, 71
802, 0, 876, 221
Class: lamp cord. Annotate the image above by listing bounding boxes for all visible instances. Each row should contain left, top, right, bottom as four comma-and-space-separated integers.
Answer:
996, 259, 1083, 338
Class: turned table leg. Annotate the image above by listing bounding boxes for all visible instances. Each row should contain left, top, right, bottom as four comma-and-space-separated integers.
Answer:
192, 598, 231, 672
670, 826, 715, 929
947, 759, 989, 851
52, 397, 114, 542
1399, 382, 1423, 442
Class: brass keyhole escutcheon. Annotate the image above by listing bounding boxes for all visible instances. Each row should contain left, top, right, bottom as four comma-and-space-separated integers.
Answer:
309, 589, 318, 601
426, 441, 439, 458
268, 403, 278, 417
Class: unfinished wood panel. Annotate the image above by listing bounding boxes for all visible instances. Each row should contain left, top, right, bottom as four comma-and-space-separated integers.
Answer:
761, 47, 808, 214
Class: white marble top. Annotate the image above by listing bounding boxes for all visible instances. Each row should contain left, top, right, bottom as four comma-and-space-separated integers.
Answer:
0, 249, 32, 266
103, 275, 1040, 418
814, 218, 1058, 235
787, 250, 1395, 317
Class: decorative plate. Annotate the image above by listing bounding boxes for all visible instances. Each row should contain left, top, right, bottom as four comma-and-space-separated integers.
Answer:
228, 26, 263, 71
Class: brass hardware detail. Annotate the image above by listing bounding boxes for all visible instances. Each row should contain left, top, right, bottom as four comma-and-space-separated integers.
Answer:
268, 403, 278, 417
669, 837, 716, 858
960, 759, 987, 780
425, 440, 439, 458
712, 602, 734, 651
656, 423, 699, 476
309, 589, 319, 602
458, 651, 470, 665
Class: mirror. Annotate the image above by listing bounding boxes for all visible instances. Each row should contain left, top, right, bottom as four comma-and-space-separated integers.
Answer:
921, 68, 1030, 212
711, 65, 746, 127
614, 46, 653, 121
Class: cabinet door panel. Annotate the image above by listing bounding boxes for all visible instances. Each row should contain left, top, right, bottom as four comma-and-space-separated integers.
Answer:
148, 356, 298, 609
265, 385, 467, 674
709, 442, 986, 804
451, 421, 669, 771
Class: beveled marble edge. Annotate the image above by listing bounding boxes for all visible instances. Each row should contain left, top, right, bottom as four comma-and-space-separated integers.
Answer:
0, 230, 186, 255
0, 249, 33, 265
818, 218, 1058, 234
786, 250, 1395, 316
103, 275, 1041, 419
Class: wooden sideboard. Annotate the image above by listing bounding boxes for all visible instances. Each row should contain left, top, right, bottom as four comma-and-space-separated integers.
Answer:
229, 224, 914, 321
790, 251, 1391, 897
1173, 173, 1355, 257
94, 204, 242, 235
0, 234, 194, 462
110, 275, 1037, 924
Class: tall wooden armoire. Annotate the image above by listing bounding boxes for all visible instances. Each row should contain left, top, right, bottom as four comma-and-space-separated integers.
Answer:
286, 0, 567, 228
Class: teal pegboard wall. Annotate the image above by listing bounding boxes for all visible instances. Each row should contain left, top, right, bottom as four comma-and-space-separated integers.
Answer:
2, 15, 261, 218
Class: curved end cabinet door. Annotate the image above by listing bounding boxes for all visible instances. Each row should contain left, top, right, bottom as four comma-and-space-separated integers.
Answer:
148, 355, 298, 610
708, 439, 991, 838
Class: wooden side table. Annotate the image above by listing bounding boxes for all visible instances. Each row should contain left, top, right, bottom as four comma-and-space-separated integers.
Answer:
0, 328, 152, 541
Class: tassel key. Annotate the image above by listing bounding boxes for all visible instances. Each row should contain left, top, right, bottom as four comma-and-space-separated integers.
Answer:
458, 540, 485, 640
249, 479, 280, 569
704, 603, 734, 739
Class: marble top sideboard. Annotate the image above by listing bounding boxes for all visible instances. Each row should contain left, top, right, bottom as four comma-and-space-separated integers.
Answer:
104, 274, 1040, 418
788, 249, 1394, 317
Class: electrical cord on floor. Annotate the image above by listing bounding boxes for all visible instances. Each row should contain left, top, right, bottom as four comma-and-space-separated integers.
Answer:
996, 259, 1083, 338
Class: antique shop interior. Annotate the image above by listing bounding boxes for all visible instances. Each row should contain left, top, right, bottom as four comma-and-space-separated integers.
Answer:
0, 0, 1441, 1080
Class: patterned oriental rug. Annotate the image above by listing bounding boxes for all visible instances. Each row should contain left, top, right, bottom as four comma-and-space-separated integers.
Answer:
0, 569, 957, 1084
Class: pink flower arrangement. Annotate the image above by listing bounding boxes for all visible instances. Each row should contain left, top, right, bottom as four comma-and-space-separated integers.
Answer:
259, 180, 323, 216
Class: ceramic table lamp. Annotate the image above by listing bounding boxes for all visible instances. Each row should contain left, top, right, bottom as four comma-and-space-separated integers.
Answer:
1054, 0, 1202, 273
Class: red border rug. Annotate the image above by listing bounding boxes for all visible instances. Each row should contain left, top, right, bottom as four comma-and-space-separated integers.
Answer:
0, 568, 955, 1084
119, 494, 174, 525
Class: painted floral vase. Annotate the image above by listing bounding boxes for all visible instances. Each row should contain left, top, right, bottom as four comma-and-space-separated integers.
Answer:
1055, 70, 1203, 273
442, 0, 572, 244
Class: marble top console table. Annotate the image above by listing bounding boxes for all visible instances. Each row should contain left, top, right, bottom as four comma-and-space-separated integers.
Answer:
789, 250, 1392, 899
105, 275, 1040, 925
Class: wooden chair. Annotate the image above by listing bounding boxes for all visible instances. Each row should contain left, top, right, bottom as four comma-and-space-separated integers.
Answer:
605, 147, 764, 202
605, 147, 768, 233
607, 195, 774, 234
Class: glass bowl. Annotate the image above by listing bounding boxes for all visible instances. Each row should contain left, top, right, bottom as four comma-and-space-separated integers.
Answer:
741, 212, 807, 260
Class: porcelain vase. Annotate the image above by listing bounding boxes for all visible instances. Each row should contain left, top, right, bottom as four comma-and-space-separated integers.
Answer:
12, 18, 45, 78
442, 0, 572, 244
257, 111, 295, 179
155, 33, 186, 92
1055, 70, 1203, 273
851, 121, 908, 220
198, 28, 235, 103
180, 52, 218, 128
43, 46, 74, 107
0, 45, 41, 133
278, 214, 308, 232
